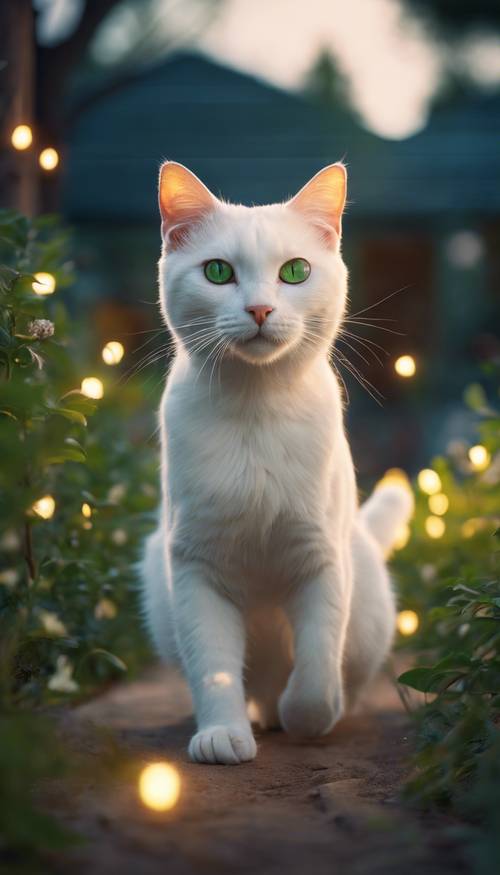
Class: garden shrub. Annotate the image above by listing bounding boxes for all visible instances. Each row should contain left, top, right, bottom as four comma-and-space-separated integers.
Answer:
394, 382, 500, 873
0, 209, 157, 859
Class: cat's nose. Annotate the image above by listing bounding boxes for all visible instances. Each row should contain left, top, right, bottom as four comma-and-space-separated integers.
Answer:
246, 305, 274, 327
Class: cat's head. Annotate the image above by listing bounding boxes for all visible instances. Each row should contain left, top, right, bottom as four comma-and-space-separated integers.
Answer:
158, 162, 348, 368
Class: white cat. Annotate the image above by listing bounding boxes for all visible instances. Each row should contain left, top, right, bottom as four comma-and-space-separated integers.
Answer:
141, 161, 413, 765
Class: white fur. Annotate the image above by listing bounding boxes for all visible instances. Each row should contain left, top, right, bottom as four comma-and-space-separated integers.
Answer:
140, 164, 413, 765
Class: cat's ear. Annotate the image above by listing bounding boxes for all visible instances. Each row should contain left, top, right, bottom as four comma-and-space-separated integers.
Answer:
287, 163, 347, 246
159, 162, 218, 248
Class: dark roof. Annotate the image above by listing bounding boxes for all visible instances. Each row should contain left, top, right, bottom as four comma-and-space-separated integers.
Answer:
64, 52, 500, 222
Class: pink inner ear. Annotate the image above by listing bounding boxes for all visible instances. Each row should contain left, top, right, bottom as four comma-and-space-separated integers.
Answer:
159, 162, 216, 248
288, 163, 347, 245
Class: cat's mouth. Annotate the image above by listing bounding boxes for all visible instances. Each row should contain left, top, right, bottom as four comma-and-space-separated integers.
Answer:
237, 329, 283, 347
229, 329, 293, 364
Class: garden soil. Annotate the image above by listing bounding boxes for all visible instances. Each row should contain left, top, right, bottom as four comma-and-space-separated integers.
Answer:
45, 667, 469, 875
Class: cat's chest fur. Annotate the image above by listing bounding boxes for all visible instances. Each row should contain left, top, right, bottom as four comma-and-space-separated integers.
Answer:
161, 360, 344, 551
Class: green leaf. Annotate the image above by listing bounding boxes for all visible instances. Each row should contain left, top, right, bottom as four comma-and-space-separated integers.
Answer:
59, 390, 97, 416
398, 667, 435, 692
46, 439, 86, 464
50, 407, 87, 426
464, 382, 488, 412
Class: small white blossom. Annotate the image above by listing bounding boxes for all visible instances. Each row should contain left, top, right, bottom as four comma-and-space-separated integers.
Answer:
107, 483, 126, 504
48, 655, 79, 693
0, 568, 19, 587
28, 318, 55, 340
39, 609, 68, 636
0, 530, 21, 551
111, 528, 128, 545
94, 598, 117, 620
420, 564, 437, 583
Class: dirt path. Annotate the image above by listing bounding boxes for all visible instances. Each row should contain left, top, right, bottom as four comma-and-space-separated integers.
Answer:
47, 667, 468, 875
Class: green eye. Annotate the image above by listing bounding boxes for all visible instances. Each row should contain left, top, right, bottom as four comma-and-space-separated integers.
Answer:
204, 259, 234, 284
279, 258, 311, 284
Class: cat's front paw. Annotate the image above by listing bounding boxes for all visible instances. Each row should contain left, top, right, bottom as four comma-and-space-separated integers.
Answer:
189, 724, 257, 765
278, 680, 343, 738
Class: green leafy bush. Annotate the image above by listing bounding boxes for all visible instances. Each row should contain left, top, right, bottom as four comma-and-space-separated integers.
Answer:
394, 386, 500, 873
0, 210, 158, 859
0, 210, 157, 705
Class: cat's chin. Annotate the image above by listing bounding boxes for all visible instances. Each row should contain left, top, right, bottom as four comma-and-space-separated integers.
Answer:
230, 334, 293, 366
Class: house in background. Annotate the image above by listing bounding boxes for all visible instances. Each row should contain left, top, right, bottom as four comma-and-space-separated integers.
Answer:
63, 52, 500, 477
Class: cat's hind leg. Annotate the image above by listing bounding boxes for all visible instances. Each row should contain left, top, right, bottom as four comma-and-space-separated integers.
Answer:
140, 528, 179, 666
343, 522, 396, 711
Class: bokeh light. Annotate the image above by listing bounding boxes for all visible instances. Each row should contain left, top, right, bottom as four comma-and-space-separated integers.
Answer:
32, 495, 56, 520
468, 444, 490, 471
138, 762, 180, 812
417, 469, 442, 496
397, 609, 419, 636
393, 523, 411, 551
375, 467, 412, 493
11, 124, 33, 150
39, 147, 59, 171
81, 502, 92, 518
81, 377, 104, 399
428, 493, 449, 516
102, 341, 124, 365
394, 354, 416, 378
32, 272, 56, 295
425, 515, 446, 539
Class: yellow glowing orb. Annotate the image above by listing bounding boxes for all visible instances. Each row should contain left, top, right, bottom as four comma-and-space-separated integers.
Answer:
138, 762, 180, 812
81, 502, 92, 518
32, 272, 56, 295
81, 377, 104, 399
394, 355, 416, 378
102, 341, 124, 365
11, 124, 32, 150
417, 468, 442, 496
468, 444, 490, 471
39, 147, 59, 171
393, 523, 411, 551
375, 467, 412, 494
397, 609, 419, 636
425, 515, 446, 539
461, 518, 483, 539
428, 493, 449, 516
32, 495, 55, 520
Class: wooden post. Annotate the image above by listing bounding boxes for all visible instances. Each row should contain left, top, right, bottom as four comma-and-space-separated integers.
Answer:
0, 0, 38, 215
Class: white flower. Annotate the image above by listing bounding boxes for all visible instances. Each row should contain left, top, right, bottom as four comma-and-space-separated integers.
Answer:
107, 483, 126, 504
111, 529, 127, 545
420, 564, 437, 583
94, 598, 117, 620
0, 530, 21, 551
48, 655, 79, 693
28, 318, 55, 340
0, 568, 19, 587
39, 610, 68, 636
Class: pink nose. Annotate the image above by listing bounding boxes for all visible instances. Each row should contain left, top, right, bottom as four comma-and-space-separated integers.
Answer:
246, 305, 273, 327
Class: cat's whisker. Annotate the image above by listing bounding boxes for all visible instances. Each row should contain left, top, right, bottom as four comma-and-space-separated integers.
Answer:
349, 284, 411, 319
193, 338, 222, 386
332, 348, 384, 406
208, 336, 231, 400
337, 335, 371, 367
339, 330, 387, 366
345, 316, 397, 324
341, 329, 389, 359
118, 342, 174, 385
345, 320, 405, 337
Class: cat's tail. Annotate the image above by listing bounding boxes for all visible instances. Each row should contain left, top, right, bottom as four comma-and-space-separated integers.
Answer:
359, 475, 414, 557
